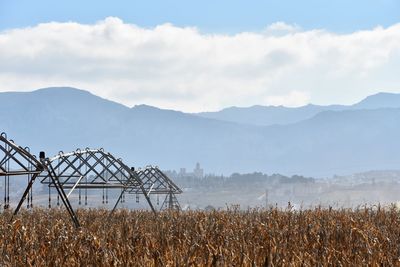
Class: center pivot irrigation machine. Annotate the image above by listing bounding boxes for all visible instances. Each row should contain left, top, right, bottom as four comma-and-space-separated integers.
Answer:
131, 166, 183, 211
0, 132, 183, 227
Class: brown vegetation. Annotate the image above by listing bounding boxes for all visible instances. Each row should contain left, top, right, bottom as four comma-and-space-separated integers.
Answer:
1, 206, 400, 266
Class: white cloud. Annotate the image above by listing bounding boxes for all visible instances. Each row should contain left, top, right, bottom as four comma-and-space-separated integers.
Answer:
264, 22, 301, 35
264, 91, 310, 107
0, 17, 399, 112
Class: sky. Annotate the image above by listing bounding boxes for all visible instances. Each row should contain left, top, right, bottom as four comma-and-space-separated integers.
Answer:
0, 0, 399, 112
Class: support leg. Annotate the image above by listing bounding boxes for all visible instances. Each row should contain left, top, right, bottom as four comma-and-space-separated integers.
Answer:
109, 188, 126, 217
13, 172, 39, 217
47, 162, 80, 228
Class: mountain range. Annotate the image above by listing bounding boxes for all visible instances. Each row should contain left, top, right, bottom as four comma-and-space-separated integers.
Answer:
197, 93, 400, 126
1, 87, 400, 177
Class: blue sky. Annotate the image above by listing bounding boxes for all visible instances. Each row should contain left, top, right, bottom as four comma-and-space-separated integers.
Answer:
0, 0, 399, 33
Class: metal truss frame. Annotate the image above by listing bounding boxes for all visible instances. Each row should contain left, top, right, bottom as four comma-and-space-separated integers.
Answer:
131, 166, 182, 195
1, 131, 183, 227
0, 132, 79, 227
160, 191, 181, 211
115, 166, 183, 211
40, 148, 156, 219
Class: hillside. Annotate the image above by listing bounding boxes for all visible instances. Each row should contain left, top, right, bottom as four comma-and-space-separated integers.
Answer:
197, 92, 400, 126
1, 87, 400, 177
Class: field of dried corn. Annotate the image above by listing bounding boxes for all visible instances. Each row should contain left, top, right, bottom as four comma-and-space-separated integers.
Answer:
1, 206, 400, 266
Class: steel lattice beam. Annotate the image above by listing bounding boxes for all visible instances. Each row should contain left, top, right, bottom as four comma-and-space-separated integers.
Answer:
1, 131, 183, 225
0, 133, 43, 176
125, 166, 182, 211
131, 166, 182, 195
160, 191, 181, 211
0, 132, 79, 227
40, 148, 156, 216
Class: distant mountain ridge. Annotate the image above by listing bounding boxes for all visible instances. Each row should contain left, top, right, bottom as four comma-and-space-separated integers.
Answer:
1, 87, 400, 177
196, 92, 400, 126
353, 92, 400, 109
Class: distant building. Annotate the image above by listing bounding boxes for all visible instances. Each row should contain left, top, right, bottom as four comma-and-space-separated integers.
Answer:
193, 162, 204, 179
177, 163, 204, 178
179, 168, 186, 177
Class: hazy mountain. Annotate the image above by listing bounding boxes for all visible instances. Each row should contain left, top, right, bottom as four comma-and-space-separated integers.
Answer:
0, 87, 260, 173
1, 87, 400, 177
196, 104, 346, 126
352, 92, 400, 109
196, 92, 400, 126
